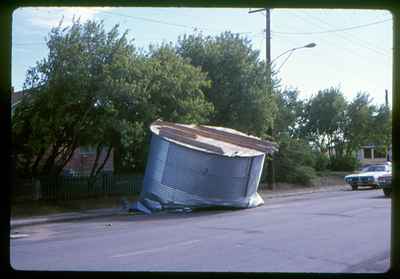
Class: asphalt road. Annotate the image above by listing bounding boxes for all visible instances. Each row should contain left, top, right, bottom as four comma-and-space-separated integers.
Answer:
10, 188, 391, 273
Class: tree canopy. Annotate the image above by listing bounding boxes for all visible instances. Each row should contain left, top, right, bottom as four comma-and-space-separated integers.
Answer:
12, 19, 213, 177
176, 32, 277, 138
12, 18, 392, 182
299, 87, 347, 156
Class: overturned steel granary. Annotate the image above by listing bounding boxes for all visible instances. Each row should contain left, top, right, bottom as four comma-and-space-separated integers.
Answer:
132, 120, 278, 214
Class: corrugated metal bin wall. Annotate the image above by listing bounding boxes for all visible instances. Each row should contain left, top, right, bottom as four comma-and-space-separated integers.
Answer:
139, 133, 265, 211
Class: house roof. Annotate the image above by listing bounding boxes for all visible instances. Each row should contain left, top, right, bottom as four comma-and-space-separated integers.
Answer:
150, 120, 278, 157
11, 90, 25, 106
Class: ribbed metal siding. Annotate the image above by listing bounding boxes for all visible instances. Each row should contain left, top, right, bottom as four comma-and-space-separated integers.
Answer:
140, 133, 265, 208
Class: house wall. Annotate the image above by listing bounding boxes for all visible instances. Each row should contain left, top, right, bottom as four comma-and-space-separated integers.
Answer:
64, 149, 81, 171
357, 145, 390, 166
360, 158, 387, 166
387, 145, 392, 161
64, 148, 114, 175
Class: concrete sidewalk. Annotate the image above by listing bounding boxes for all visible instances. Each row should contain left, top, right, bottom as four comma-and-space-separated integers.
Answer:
10, 184, 348, 229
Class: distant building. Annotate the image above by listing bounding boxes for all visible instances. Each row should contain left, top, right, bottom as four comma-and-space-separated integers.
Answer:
356, 144, 391, 167
11, 88, 26, 114
63, 146, 114, 176
387, 144, 393, 161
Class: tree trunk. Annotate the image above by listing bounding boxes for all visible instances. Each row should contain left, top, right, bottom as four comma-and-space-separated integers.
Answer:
90, 144, 103, 178
31, 147, 46, 177
54, 140, 79, 177
87, 144, 103, 191
266, 155, 275, 190
40, 143, 61, 176
19, 153, 34, 178
94, 145, 112, 177
87, 144, 113, 196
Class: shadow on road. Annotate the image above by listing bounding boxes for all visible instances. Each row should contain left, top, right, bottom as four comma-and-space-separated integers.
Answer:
75, 207, 244, 225
342, 187, 379, 192
367, 194, 390, 199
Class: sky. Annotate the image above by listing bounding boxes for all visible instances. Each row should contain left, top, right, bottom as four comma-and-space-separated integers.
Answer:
12, 7, 393, 106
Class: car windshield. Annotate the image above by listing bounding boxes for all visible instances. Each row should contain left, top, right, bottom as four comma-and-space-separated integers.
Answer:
364, 166, 387, 172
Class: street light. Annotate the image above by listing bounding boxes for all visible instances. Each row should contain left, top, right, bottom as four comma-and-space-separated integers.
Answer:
265, 42, 316, 191
270, 42, 317, 67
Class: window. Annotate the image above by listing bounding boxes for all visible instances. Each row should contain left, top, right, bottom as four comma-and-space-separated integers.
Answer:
367, 166, 386, 172
80, 146, 96, 155
364, 148, 372, 159
374, 146, 387, 159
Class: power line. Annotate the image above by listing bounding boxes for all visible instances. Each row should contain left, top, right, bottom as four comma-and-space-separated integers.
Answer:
13, 9, 258, 47
270, 33, 356, 79
272, 14, 392, 79
96, 9, 254, 35
272, 17, 391, 35
299, 11, 391, 56
99, 10, 206, 30
15, 9, 258, 48
269, 14, 376, 74
273, 12, 368, 60
273, 11, 391, 61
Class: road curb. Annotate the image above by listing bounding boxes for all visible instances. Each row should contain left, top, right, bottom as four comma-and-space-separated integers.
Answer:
10, 209, 124, 229
261, 185, 347, 200
10, 186, 348, 229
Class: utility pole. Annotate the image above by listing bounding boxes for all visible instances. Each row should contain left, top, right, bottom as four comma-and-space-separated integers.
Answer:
265, 9, 271, 78
385, 89, 389, 108
249, 8, 271, 73
249, 8, 275, 190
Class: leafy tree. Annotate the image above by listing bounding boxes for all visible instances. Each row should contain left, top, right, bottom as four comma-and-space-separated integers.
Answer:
342, 92, 376, 156
12, 89, 50, 178
299, 87, 347, 157
369, 104, 392, 152
12, 19, 213, 178
273, 89, 304, 137
13, 19, 136, 179
273, 135, 316, 185
176, 32, 277, 138
342, 92, 391, 164
112, 44, 214, 172
142, 44, 213, 124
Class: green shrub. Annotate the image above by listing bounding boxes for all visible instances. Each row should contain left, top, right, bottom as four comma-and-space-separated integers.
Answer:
329, 155, 359, 171
273, 135, 317, 186
313, 152, 330, 171
285, 165, 317, 185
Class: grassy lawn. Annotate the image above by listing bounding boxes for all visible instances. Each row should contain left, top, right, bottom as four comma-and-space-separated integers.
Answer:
316, 170, 349, 177
11, 195, 139, 218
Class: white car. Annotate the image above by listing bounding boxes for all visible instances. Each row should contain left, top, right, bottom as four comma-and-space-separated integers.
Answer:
344, 164, 392, 191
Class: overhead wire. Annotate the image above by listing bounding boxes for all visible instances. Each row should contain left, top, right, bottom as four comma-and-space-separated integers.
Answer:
13, 9, 392, 64
261, 12, 366, 77
14, 9, 260, 47
270, 11, 392, 80
95, 9, 256, 35
272, 10, 391, 59
272, 11, 369, 60
299, 10, 391, 56
294, 11, 390, 60
272, 17, 391, 35
270, 10, 392, 94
